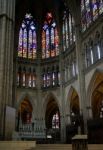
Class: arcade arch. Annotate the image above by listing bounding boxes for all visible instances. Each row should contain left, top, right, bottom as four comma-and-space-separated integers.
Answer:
88, 70, 103, 118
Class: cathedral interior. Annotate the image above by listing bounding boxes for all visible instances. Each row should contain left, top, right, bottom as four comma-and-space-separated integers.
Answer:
0, 0, 103, 145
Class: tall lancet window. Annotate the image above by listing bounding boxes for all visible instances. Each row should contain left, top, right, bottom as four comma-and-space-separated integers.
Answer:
18, 13, 37, 59
62, 10, 75, 51
42, 12, 59, 59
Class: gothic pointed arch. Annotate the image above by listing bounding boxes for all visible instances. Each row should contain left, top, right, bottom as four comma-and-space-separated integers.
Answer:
87, 69, 103, 118
67, 86, 80, 125
17, 92, 36, 111
43, 92, 60, 114
16, 95, 34, 132
42, 92, 60, 130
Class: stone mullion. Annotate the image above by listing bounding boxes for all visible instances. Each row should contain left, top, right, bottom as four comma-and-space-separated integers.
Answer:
100, 38, 103, 58
26, 69, 29, 87
66, 64, 68, 82
93, 43, 98, 62
55, 65, 59, 86
20, 67, 23, 87
69, 62, 72, 79
0, 16, 7, 138
35, 19, 43, 131
67, 65, 70, 81
4, 19, 11, 106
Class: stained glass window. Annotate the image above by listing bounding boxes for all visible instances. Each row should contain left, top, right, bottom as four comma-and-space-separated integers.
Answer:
97, 45, 101, 59
72, 63, 76, 77
28, 74, 32, 87
32, 74, 36, 87
42, 13, 59, 59
62, 10, 75, 51
85, 0, 92, 26
43, 75, 46, 87
47, 73, 51, 87
52, 112, 60, 129
18, 14, 37, 59
17, 73, 20, 86
92, 0, 98, 20
63, 22, 66, 51
81, 0, 103, 31
52, 72, 55, 86
22, 73, 26, 87
81, 0, 87, 31
81, 0, 91, 31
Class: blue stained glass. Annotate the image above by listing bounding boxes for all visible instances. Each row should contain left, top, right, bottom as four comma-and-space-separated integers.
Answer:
43, 24, 48, 30
46, 29, 49, 50
81, 0, 103, 31
32, 31, 36, 59
18, 13, 37, 59
91, 0, 98, 20
46, 29, 50, 58
28, 30, 33, 59
18, 28, 23, 57
23, 28, 27, 58
85, 0, 91, 27
31, 25, 35, 30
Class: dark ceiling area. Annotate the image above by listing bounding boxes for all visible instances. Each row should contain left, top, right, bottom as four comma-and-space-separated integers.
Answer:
15, 0, 65, 20
15, 0, 66, 31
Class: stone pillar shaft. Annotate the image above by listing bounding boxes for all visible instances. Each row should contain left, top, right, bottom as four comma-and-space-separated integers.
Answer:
75, 23, 88, 133
0, 0, 15, 138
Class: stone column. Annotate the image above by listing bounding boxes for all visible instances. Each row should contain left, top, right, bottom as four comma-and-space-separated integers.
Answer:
59, 39, 66, 143
74, 11, 88, 133
0, 0, 15, 139
35, 16, 44, 136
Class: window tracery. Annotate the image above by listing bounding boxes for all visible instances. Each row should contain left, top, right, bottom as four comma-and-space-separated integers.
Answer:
42, 13, 59, 59
81, 0, 103, 31
62, 10, 75, 51
18, 14, 37, 59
